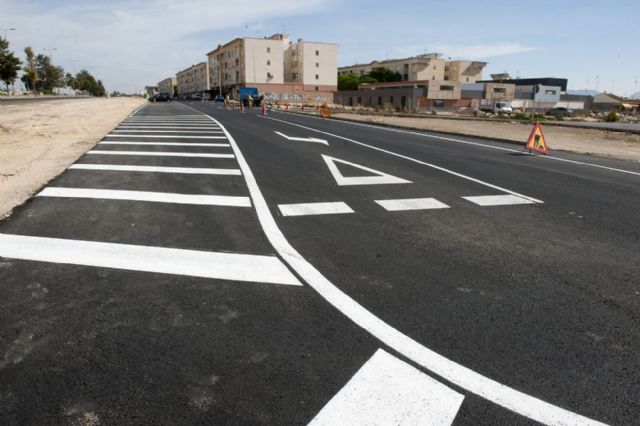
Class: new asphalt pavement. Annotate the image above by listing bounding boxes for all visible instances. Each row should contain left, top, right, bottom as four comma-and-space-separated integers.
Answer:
1, 100, 638, 425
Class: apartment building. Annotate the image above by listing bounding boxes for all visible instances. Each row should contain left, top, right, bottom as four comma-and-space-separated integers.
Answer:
176, 62, 210, 97
339, 54, 487, 83
207, 34, 338, 102
157, 77, 177, 95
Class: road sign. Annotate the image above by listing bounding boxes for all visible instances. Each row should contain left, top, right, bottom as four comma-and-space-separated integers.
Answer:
525, 122, 548, 155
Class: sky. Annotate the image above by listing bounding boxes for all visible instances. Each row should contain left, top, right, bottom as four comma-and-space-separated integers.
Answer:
2, 0, 639, 96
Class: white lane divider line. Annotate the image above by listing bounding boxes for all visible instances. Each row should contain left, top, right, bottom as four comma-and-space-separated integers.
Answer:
309, 349, 464, 426
99, 142, 230, 147
375, 197, 450, 211
38, 187, 251, 207
68, 164, 242, 175
197, 109, 606, 425
104, 135, 227, 139
112, 130, 225, 134
278, 202, 354, 217
463, 194, 537, 206
322, 155, 412, 186
87, 150, 234, 158
0, 234, 300, 286
264, 115, 543, 203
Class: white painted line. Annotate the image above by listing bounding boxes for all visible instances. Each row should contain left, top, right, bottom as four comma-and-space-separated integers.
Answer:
309, 349, 464, 425
463, 194, 536, 206
118, 126, 221, 130
322, 154, 412, 186
194, 108, 605, 425
0, 234, 300, 286
38, 187, 251, 206
104, 135, 226, 139
375, 197, 450, 211
68, 164, 242, 175
113, 130, 224, 134
270, 110, 640, 178
274, 131, 328, 145
87, 150, 234, 158
128, 104, 146, 117
278, 202, 354, 217
264, 115, 543, 203
99, 142, 230, 147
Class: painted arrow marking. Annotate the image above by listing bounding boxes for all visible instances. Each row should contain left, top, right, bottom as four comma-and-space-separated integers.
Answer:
274, 131, 328, 145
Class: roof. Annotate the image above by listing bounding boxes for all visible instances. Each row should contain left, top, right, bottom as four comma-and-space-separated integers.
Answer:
478, 77, 568, 91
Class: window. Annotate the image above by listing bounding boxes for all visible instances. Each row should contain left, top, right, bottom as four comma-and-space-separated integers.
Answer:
315, 86, 319, 91
434, 99, 445, 107
267, 47, 271, 53
267, 60, 271, 66
315, 50, 319, 56
315, 74, 319, 80
390, 96, 393, 104
267, 72, 273, 79
545, 89, 557, 95
315, 62, 319, 67
378, 96, 382, 106
466, 77, 469, 82
440, 85, 454, 91
493, 87, 507, 93
235, 59, 238, 66
292, 72, 298, 81
357, 97, 362, 105
235, 71, 239, 80
432, 76, 435, 80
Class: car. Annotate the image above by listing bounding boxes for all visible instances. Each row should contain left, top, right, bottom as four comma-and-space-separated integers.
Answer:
214, 95, 224, 102
546, 107, 572, 117
148, 93, 171, 102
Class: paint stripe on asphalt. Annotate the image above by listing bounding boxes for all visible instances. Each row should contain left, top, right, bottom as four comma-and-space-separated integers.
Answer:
309, 349, 464, 425
104, 135, 226, 139
0, 234, 300, 286
87, 150, 234, 158
278, 201, 354, 217
38, 187, 251, 207
117, 126, 221, 129
68, 164, 242, 175
112, 130, 224, 134
463, 194, 536, 206
99, 142, 230, 147
375, 198, 450, 211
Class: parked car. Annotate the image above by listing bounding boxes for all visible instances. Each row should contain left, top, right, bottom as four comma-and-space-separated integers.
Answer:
214, 95, 224, 102
546, 107, 573, 117
148, 93, 171, 102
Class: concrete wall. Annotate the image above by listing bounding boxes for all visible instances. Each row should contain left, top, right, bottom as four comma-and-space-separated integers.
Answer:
296, 41, 338, 88
334, 87, 424, 111
176, 62, 210, 95
243, 37, 286, 84
427, 80, 461, 100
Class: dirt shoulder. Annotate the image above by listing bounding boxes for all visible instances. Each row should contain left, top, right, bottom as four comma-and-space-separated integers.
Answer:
332, 112, 640, 162
0, 97, 145, 218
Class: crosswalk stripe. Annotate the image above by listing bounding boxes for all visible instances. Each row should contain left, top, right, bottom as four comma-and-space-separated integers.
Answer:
462, 195, 536, 206
104, 135, 227, 139
278, 202, 354, 216
99, 142, 230, 147
87, 150, 234, 158
0, 234, 301, 286
112, 130, 224, 134
68, 164, 242, 175
38, 187, 251, 207
375, 198, 450, 211
309, 349, 464, 425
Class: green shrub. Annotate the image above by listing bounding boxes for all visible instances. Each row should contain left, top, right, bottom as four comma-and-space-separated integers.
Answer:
605, 110, 619, 122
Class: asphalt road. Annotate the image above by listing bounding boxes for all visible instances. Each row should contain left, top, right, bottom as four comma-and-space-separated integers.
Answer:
1, 101, 638, 425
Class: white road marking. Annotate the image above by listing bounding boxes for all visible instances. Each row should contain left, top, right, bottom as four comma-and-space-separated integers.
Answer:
38, 187, 251, 207
197, 109, 605, 425
128, 104, 146, 117
375, 197, 450, 211
309, 349, 464, 426
87, 150, 234, 158
117, 126, 221, 129
0, 234, 300, 286
264, 115, 543, 203
104, 134, 226, 139
274, 131, 328, 145
270, 110, 640, 178
463, 194, 536, 206
112, 130, 224, 134
278, 202, 354, 216
68, 164, 242, 175
99, 142, 230, 147
322, 154, 412, 186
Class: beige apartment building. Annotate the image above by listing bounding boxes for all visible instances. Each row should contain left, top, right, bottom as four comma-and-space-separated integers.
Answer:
157, 77, 177, 95
207, 34, 338, 102
339, 54, 486, 84
176, 62, 210, 96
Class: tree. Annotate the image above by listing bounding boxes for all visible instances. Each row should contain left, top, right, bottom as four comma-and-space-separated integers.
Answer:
72, 69, 106, 96
338, 73, 360, 91
34, 53, 65, 94
367, 67, 402, 83
64, 72, 75, 90
0, 37, 21, 93
23, 46, 38, 95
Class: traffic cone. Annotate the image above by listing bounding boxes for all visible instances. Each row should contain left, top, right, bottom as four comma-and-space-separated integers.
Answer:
261, 104, 267, 116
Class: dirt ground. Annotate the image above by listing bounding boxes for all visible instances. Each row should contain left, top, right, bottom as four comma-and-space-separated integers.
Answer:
334, 113, 640, 162
0, 97, 145, 218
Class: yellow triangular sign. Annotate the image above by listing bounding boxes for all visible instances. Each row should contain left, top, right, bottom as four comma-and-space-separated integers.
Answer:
525, 122, 548, 155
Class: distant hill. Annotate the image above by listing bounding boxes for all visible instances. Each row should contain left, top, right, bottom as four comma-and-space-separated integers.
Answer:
567, 89, 600, 96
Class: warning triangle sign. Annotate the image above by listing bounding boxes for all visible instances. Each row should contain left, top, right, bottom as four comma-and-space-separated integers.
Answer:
321, 155, 412, 186
525, 122, 549, 155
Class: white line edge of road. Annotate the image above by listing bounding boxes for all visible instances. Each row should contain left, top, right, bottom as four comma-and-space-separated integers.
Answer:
269, 110, 640, 178
191, 106, 606, 425
262, 115, 544, 203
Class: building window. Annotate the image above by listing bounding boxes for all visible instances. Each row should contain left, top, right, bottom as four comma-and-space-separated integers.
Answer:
267, 72, 273, 79
432, 76, 435, 80
389, 96, 393, 104
315, 62, 319, 67
493, 87, 507, 93
315, 50, 319, 56
267, 60, 271, 66
545, 89, 557, 95
292, 72, 298, 81
315, 86, 319, 91
440, 85, 454, 91
267, 47, 271, 53
315, 74, 319, 80
357, 96, 362, 105
378, 96, 382, 106
236, 71, 239, 80
466, 77, 469, 82
235, 59, 238, 66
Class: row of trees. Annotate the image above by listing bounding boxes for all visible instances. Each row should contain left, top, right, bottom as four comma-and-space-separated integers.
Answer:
0, 37, 105, 96
337, 67, 403, 91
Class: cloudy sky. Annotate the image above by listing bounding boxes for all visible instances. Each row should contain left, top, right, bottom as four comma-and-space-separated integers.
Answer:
2, 0, 638, 95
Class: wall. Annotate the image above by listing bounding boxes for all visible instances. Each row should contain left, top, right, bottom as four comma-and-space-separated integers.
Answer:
426, 80, 461, 100
299, 42, 338, 87
243, 38, 286, 84
334, 87, 424, 111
